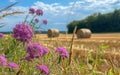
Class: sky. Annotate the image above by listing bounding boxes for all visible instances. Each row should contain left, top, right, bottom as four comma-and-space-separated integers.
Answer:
0, 0, 120, 32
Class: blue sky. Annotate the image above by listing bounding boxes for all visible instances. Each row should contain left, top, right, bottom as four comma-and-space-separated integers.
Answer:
0, 0, 120, 32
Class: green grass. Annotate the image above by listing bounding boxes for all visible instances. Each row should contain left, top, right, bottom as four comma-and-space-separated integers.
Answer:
0, 34, 120, 75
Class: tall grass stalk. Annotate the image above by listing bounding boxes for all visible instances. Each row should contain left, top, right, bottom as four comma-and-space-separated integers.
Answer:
68, 26, 77, 65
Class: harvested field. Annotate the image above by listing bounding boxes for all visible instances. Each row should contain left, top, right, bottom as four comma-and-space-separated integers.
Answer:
34, 33, 120, 74
1, 33, 120, 75
37, 33, 120, 52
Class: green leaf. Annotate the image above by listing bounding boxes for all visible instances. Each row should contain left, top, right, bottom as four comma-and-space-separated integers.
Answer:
108, 68, 115, 75
100, 45, 109, 50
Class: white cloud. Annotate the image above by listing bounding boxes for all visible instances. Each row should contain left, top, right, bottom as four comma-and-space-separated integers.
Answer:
9, 0, 120, 20
32, 1, 73, 16
84, 0, 119, 9
11, 6, 28, 12
0, 0, 120, 31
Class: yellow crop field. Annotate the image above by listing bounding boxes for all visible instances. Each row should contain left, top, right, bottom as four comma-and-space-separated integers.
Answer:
32, 33, 120, 74
37, 33, 120, 51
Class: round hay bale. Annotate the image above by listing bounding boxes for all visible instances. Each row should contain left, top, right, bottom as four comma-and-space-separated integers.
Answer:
76, 28, 92, 38
47, 29, 59, 38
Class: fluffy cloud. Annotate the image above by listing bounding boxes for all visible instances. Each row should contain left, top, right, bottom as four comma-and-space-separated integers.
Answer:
0, 0, 120, 32
32, 1, 72, 16
11, 6, 28, 12
30, 0, 120, 30
32, 0, 120, 17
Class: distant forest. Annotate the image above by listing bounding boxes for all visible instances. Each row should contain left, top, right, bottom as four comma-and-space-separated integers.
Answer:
67, 9, 120, 33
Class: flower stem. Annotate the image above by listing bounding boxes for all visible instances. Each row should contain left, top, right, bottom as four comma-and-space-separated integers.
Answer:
58, 56, 61, 64
24, 14, 29, 23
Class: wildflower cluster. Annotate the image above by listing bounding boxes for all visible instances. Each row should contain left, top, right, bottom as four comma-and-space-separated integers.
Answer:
55, 47, 69, 58
0, 33, 4, 39
11, 8, 50, 74
35, 18, 39, 23
0, 7, 69, 75
29, 8, 35, 14
26, 42, 48, 60
0, 55, 19, 69
26, 8, 47, 32
13, 23, 34, 43
36, 9, 43, 16
0, 55, 7, 66
36, 64, 49, 75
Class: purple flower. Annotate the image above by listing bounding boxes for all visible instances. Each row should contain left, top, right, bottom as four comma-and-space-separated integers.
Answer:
25, 55, 32, 61
27, 43, 48, 59
43, 20, 47, 25
0, 33, 4, 39
29, 8, 35, 14
55, 47, 69, 58
36, 9, 43, 16
7, 62, 19, 69
0, 55, 7, 66
41, 46, 49, 55
36, 65, 49, 75
13, 23, 34, 43
35, 18, 39, 23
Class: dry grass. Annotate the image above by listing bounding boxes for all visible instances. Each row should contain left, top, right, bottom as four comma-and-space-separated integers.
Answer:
37, 33, 120, 51
33, 33, 120, 74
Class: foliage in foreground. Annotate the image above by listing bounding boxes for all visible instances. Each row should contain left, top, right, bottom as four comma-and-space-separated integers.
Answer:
0, 31, 120, 75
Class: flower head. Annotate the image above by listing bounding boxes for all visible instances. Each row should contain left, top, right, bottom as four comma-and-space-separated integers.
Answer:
55, 47, 69, 58
25, 55, 32, 61
13, 23, 34, 43
29, 8, 35, 14
35, 18, 39, 23
27, 43, 48, 59
0, 55, 7, 66
7, 62, 19, 69
36, 9, 43, 16
0, 33, 4, 39
41, 46, 49, 55
43, 20, 47, 25
36, 65, 49, 75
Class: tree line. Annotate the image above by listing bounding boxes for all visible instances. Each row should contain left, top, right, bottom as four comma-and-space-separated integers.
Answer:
67, 9, 120, 33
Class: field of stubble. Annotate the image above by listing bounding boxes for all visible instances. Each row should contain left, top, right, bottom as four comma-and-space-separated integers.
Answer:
37, 33, 120, 52
34, 33, 120, 75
